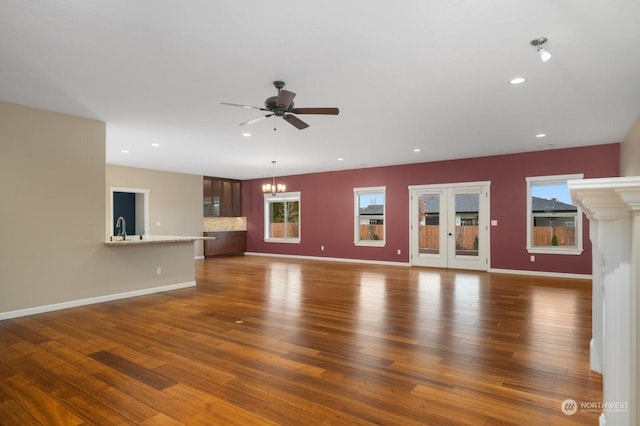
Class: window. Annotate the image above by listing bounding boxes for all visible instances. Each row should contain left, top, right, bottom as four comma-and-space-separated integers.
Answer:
526, 174, 583, 255
354, 186, 386, 247
264, 192, 300, 243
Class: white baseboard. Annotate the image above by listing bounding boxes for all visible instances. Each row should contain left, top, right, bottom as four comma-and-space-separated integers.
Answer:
194, 255, 205, 260
245, 252, 410, 267
245, 253, 592, 278
489, 268, 591, 280
0, 281, 196, 321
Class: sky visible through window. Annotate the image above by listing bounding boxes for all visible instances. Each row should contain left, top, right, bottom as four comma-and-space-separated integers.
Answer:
359, 193, 383, 208
532, 184, 574, 205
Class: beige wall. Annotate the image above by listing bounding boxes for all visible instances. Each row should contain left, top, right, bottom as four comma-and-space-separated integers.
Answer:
0, 102, 196, 316
106, 165, 204, 257
621, 115, 640, 176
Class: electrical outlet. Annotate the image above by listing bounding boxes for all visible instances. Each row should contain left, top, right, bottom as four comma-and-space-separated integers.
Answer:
397, 249, 401, 255
321, 245, 325, 251
530, 256, 535, 262
156, 266, 161, 275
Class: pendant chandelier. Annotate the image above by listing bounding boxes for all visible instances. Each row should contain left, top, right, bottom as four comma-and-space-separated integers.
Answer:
262, 160, 286, 195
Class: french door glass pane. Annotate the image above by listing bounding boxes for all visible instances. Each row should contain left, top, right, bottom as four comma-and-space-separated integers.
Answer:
455, 193, 479, 257
419, 194, 439, 254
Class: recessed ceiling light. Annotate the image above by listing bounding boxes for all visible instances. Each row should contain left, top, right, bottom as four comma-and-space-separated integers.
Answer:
121, 149, 129, 154
151, 143, 160, 147
535, 133, 547, 138
509, 77, 527, 85
413, 148, 421, 153
337, 157, 344, 161
242, 132, 251, 137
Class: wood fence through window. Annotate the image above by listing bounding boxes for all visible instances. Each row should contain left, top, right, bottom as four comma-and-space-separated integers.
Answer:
533, 226, 575, 246
359, 224, 384, 241
417, 225, 574, 250
418, 225, 478, 250
270, 223, 300, 238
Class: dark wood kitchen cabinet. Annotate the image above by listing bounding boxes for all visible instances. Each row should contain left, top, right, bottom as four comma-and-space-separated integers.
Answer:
203, 176, 241, 217
204, 231, 246, 256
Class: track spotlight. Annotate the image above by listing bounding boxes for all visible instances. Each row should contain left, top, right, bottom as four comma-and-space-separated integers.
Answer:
530, 37, 552, 62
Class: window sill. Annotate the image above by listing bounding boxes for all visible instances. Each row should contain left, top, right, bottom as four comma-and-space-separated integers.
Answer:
265, 238, 300, 244
527, 247, 583, 256
354, 241, 386, 248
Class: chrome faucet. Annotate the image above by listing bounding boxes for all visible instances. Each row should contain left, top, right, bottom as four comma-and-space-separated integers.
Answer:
115, 216, 127, 239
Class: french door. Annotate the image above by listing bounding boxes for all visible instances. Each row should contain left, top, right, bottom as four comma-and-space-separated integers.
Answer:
409, 182, 490, 270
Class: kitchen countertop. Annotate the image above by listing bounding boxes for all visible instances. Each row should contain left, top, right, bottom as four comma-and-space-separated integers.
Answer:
104, 235, 215, 246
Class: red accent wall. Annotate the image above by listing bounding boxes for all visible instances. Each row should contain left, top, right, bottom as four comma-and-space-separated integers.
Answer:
242, 143, 620, 274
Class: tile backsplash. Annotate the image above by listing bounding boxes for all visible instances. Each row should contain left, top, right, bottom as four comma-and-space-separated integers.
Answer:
203, 217, 247, 232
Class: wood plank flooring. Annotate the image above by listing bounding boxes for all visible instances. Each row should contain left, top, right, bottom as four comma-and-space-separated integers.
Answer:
0, 256, 603, 425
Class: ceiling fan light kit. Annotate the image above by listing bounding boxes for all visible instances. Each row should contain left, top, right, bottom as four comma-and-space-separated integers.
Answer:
530, 37, 552, 62
222, 81, 339, 130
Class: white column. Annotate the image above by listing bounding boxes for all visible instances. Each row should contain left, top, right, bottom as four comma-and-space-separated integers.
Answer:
568, 176, 640, 426
632, 209, 639, 426
599, 217, 631, 426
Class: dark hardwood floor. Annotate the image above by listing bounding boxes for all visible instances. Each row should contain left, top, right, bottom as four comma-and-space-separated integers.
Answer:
0, 256, 602, 425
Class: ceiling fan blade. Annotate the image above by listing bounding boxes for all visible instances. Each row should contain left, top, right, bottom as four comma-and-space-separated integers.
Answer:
283, 114, 309, 130
221, 102, 266, 111
277, 90, 296, 108
240, 114, 273, 126
291, 107, 339, 115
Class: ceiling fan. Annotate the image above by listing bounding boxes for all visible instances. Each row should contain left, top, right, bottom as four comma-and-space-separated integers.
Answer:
221, 80, 339, 130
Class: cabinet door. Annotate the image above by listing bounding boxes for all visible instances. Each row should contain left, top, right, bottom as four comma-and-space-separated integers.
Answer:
227, 231, 246, 253
204, 177, 223, 217
232, 181, 241, 216
212, 179, 222, 216
203, 177, 241, 217
203, 178, 213, 216
221, 180, 233, 217
204, 233, 225, 256
204, 232, 246, 256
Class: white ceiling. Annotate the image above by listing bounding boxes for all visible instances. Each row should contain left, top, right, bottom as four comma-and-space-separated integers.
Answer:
1, 1, 639, 180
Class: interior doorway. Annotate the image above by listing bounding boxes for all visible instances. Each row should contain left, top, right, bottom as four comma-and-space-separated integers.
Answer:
113, 192, 136, 235
409, 182, 490, 270
109, 187, 149, 237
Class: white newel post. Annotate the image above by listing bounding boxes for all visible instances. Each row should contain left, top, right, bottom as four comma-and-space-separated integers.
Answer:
569, 177, 640, 426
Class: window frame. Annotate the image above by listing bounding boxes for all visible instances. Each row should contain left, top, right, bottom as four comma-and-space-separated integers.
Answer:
263, 191, 301, 244
353, 186, 386, 247
526, 174, 583, 255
